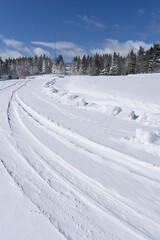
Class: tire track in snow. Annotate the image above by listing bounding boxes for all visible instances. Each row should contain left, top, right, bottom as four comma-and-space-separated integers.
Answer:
0, 81, 22, 94
2, 81, 159, 240
16, 93, 160, 180
0, 80, 152, 239
0, 147, 70, 240
4, 85, 118, 240
15, 97, 160, 221
12, 93, 160, 239
4, 84, 75, 240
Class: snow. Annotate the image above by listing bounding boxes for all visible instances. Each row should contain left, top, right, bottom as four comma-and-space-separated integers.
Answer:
0, 160, 65, 240
134, 128, 160, 144
0, 73, 160, 239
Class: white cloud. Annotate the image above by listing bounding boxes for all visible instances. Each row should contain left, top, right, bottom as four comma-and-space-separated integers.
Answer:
2, 38, 31, 53
60, 48, 86, 57
33, 47, 50, 57
32, 41, 76, 49
31, 41, 86, 57
0, 49, 22, 59
91, 39, 152, 56
77, 15, 107, 30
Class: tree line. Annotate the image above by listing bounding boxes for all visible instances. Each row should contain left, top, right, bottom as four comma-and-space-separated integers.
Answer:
71, 43, 160, 75
0, 55, 65, 77
0, 43, 160, 77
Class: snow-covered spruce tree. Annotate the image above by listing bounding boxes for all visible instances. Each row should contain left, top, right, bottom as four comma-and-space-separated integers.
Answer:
100, 54, 112, 75
151, 43, 160, 73
56, 55, 65, 74
80, 55, 88, 75
119, 56, 126, 75
145, 45, 159, 73
51, 59, 57, 74
136, 46, 146, 73
31, 56, 41, 75
22, 57, 32, 76
71, 56, 81, 75
42, 55, 52, 74
109, 52, 121, 75
91, 54, 101, 75
2, 59, 9, 75
52, 55, 65, 75
145, 44, 160, 73
86, 56, 93, 75
9, 58, 17, 76
145, 46, 154, 73
124, 50, 136, 75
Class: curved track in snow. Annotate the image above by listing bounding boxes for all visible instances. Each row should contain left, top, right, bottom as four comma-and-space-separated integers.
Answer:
0, 75, 160, 240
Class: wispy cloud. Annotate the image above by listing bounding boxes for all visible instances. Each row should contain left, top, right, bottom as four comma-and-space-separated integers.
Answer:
77, 15, 107, 30
60, 47, 86, 57
65, 15, 130, 36
91, 39, 152, 56
0, 35, 33, 59
31, 41, 86, 57
0, 34, 87, 59
3, 38, 31, 53
0, 49, 22, 59
0, 33, 154, 60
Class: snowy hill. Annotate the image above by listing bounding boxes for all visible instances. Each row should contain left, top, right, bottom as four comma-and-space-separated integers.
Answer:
0, 74, 160, 240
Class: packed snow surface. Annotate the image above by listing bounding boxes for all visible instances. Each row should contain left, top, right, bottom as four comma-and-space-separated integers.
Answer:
0, 74, 160, 240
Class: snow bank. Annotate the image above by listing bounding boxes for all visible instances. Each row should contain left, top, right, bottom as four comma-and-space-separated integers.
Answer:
134, 129, 160, 144
137, 112, 160, 127
86, 103, 122, 116
44, 82, 124, 116
57, 92, 87, 107
43, 75, 160, 129
64, 74, 160, 106
118, 110, 138, 120
43, 79, 88, 107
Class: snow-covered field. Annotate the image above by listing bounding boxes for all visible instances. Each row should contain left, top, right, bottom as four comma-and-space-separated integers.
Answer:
0, 73, 160, 240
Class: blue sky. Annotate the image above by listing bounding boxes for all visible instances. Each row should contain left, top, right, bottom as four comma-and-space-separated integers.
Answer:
0, 0, 160, 60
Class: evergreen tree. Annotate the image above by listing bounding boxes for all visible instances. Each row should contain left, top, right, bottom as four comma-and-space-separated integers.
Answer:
80, 55, 88, 75
71, 56, 81, 75
136, 47, 146, 73
109, 52, 121, 75
124, 50, 136, 74
152, 44, 160, 73
91, 54, 101, 75
100, 54, 112, 75
145, 46, 154, 73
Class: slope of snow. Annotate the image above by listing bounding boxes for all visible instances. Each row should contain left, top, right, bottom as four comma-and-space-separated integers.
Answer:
0, 73, 160, 240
